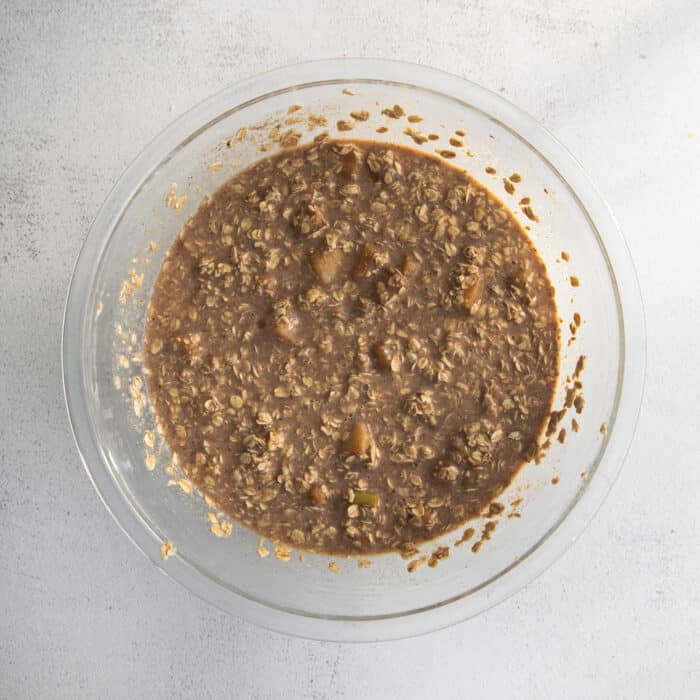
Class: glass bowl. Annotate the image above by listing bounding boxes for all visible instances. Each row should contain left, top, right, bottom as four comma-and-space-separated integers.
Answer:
62, 58, 645, 642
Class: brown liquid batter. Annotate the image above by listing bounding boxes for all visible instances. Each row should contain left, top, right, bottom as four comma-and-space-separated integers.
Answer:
144, 138, 559, 555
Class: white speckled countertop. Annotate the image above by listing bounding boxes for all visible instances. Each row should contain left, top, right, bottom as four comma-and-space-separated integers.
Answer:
1, 1, 699, 697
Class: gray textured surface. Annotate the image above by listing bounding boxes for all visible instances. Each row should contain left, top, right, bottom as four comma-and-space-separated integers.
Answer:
1, 1, 699, 698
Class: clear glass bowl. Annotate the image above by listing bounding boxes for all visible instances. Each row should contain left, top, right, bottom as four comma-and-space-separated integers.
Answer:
62, 59, 645, 641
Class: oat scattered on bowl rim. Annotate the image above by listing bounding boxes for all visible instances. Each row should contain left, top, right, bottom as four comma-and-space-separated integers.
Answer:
160, 540, 177, 560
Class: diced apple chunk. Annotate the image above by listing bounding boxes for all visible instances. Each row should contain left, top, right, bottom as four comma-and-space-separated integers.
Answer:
309, 483, 326, 504
272, 314, 301, 343
459, 275, 484, 311
353, 491, 378, 507
352, 243, 375, 278
343, 421, 372, 457
311, 249, 343, 284
372, 341, 392, 371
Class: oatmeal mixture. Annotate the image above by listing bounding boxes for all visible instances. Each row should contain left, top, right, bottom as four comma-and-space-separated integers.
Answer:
144, 137, 559, 555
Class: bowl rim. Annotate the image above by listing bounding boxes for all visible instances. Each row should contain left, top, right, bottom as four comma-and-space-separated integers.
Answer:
62, 57, 646, 642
